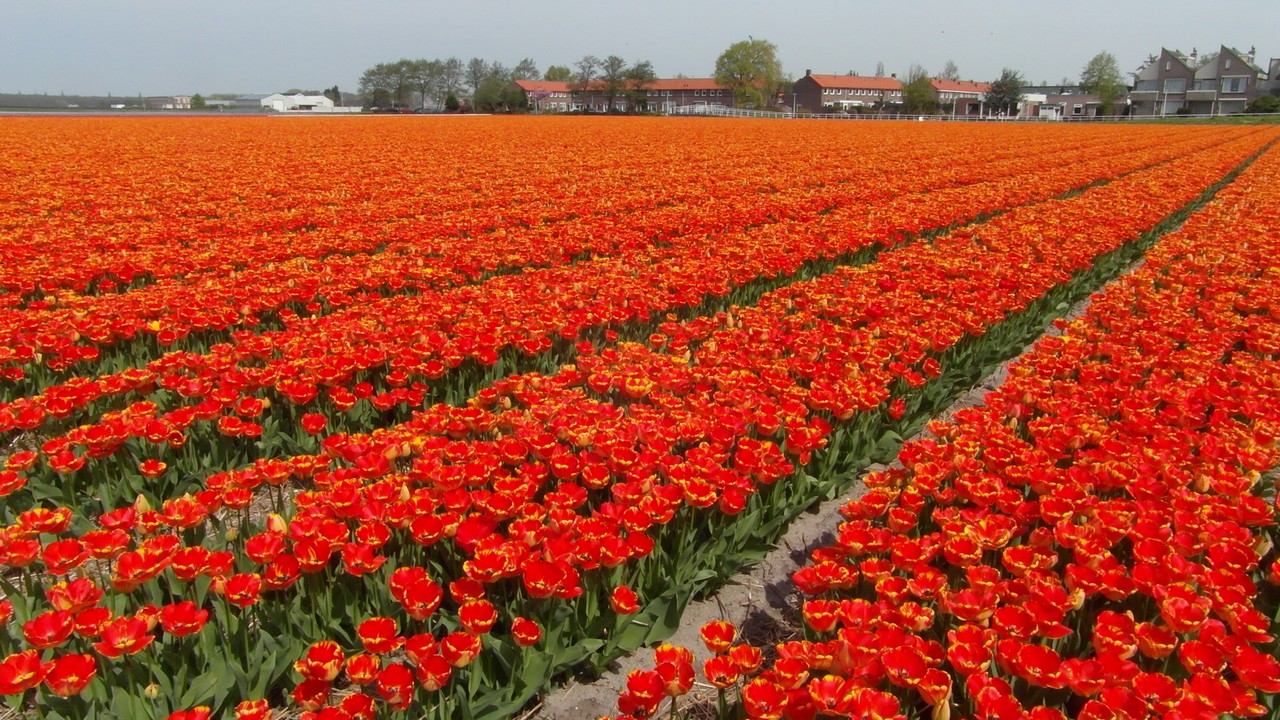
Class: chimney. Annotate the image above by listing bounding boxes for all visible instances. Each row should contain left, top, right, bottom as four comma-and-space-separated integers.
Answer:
890, 73, 897, 79
805, 69, 812, 77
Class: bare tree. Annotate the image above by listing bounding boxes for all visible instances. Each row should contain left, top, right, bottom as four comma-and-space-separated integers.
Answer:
572, 55, 600, 110
624, 60, 657, 113
511, 58, 539, 81
466, 57, 488, 95
441, 57, 464, 99
408, 59, 443, 109
600, 55, 628, 111
939, 60, 960, 81
905, 63, 929, 84
874, 61, 885, 78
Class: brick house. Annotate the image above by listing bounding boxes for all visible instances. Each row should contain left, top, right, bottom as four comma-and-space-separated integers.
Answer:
1265, 58, 1280, 98
644, 78, 731, 113
1018, 85, 1127, 119
511, 77, 731, 113
512, 80, 575, 112
930, 79, 991, 115
1131, 46, 1266, 116
791, 71, 903, 112
1187, 46, 1267, 114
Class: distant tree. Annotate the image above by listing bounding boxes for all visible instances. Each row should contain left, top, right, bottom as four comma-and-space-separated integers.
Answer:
323, 85, 342, 106
985, 68, 1025, 116
1079, 51, 1126, 114
544, 65, 572, 82
441, 57, 464, 98
901, 65, 936, 113
714, 37, 784, 109
490, 62, 511, 83
444, 93, 460, 112
624, 60, 657, 113
939, 60, 960, 81
474, 75, 509, 112
408, 59, 443, 109
466, 57, 489, 95
572, 55, 601, 110
190, 93, 206, 109
874, 61, 885, 78
511, 58, 539, 81
600, 55, 629, 111
358, 62, 399, 107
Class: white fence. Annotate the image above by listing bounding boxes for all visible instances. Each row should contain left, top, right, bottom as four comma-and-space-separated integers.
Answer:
666, 104, 1279, 123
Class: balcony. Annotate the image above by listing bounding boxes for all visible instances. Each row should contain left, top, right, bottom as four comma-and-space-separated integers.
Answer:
1129, 90, 1159, 102
1187, 89, 1217, 102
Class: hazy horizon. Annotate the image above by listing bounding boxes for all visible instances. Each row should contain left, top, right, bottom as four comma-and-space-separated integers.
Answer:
3, 0, 1277, 97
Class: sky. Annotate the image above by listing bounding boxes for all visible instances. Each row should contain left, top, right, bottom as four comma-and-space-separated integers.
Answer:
3, 0, 1277, 96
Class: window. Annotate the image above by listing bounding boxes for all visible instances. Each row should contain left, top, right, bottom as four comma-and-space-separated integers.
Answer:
1225, 59, 1233, 69
1165, 60, 1171, 71
1221, 76, 1247, 93
1163, 78, 1186, 94
1073, 104, 1083, 115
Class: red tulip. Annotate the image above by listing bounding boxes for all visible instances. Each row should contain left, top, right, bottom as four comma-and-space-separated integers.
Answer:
43, 654, 97, 697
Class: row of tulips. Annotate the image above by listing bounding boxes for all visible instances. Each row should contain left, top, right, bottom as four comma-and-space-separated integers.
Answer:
1, 122, 1219, 393
0, 118, 1150, 382
1, 127, 1264, 522
610, 140, 1280, 720
1, 125, 1272, 719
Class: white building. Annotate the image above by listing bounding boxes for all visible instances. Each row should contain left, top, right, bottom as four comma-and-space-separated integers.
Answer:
260, 93, 335, 112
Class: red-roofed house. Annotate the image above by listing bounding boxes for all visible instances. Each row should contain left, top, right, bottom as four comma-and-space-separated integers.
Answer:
792, 71, 903, 112
510, 77, 733, 113
511, 80, 574, 112
931, 79, 992, 115
645, 78, 731, 113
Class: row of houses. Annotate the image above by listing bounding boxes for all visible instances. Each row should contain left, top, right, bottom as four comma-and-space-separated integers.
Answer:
514, 78, 731, 113
512, 73, 995, 115
509, 44, 1278, 118
1130, 45, 1275, 116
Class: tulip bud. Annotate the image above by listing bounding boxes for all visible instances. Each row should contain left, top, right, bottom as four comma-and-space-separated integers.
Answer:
224, 527, 239, 542
266, 514, 287, 534
144, 683, 160, 699
134, 494, 152, 513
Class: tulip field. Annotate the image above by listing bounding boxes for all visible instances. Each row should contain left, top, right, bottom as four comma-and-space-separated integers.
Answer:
0, 117, 1277, 720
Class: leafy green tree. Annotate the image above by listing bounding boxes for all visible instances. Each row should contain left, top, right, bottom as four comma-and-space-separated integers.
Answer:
985, 68, 1025, 116
714, 38, 784, 109
544, 65, 572, 82
1079, 51, 1125, 114
323, 86, 341, 106
473, 75, 509, 112
190, 93, 206, 109
1246, 95, 1280, 113
444, 93, 460, 112
901, 64, 937, 113
358, 62, 399, 107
